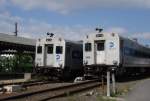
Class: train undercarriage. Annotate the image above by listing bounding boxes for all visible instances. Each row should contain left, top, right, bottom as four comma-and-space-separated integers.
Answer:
84, 65, 108, 79
35, 66, 84, 80
84, 65, 150, 80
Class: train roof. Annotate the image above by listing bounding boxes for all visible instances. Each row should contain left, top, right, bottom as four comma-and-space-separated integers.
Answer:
119, 35, 150, 51
37, 35, 82, 45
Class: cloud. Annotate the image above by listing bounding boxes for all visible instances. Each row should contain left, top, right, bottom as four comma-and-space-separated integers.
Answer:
0, 0, 6, 5
11, 0, 150, 14
131, 33, 150, 39
0, 0, 8, 13
0, 12, 23, 35
0, 13, 94, 40
20, 22, 94, 40
104, 27, 127, 34
0, 12, 149, 45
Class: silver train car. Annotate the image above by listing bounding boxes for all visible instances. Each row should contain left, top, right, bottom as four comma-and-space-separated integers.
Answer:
83, 31, 150, 77
35, 34, 83, 79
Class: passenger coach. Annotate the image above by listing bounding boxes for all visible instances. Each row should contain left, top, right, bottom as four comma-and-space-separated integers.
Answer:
83, 30, 150, 77
35, 33, 83, 79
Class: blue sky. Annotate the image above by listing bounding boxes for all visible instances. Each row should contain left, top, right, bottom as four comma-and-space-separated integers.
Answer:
0, 0, 150, 45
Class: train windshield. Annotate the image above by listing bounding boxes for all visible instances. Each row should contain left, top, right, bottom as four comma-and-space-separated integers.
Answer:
97, 42, 104, 51
56, 46, 63, 54
47, 44, 53, 54
85, 43, 91, 52
37, 46, 42, 54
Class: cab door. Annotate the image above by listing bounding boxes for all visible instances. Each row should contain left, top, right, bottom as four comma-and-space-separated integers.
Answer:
95, 40, 105, 64
45, 44, 54, 66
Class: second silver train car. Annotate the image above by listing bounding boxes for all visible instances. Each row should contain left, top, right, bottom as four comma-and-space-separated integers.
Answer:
35, 34, 83, 79
83, 31, 150, 77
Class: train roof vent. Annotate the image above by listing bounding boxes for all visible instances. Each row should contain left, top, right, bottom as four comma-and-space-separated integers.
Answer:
47, 32, 54, 37
95, 28, 103, 33
132, 38, 138, 42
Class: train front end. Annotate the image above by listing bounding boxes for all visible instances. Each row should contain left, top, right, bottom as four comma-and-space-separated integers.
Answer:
83, 32, 120, 77
35, 35, 65, 78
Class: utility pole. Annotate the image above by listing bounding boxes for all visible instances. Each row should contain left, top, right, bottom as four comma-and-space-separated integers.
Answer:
14, 22, 18, 36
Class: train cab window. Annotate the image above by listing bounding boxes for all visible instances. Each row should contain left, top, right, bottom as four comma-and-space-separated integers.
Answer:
56, 46, 63, 54
47, 45, 53, 54
37, 46, 42, 54
85, 43, 91, 51
97, 42, 104, 51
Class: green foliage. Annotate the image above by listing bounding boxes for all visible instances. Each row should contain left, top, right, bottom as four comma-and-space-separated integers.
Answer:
0, 54, 34, 73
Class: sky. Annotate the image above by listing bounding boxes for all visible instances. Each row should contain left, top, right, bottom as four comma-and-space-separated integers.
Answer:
0, 0, 150, 45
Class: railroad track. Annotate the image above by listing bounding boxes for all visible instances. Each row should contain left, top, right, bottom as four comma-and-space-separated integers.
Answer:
0, 80, 40, 86
0, 80, 59, 88
0, 80, 101, 101
21, 81, 55, 87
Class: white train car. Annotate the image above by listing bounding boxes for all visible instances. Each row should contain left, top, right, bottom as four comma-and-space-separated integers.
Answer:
35, 34, 83, 79
83, 31, 150, 77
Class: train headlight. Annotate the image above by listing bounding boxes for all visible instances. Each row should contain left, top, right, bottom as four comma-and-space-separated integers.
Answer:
113, 60, 118, 65
83, 60, 88, 65
35, 63, 39, 67
59, 64, 63, 68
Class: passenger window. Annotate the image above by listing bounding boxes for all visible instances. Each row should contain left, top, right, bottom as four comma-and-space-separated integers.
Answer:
37, 46, 42, 54
85, 43, 91, 51
47, 45, 53, 54
56, 46, 63, 54
97, 42, 104, 51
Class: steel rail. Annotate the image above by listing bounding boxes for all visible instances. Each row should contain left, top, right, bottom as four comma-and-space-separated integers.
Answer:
0, 80, 100, 101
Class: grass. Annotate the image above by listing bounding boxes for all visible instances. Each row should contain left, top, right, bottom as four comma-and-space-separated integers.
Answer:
97, 95, 116, 101
113, 85, 131, 97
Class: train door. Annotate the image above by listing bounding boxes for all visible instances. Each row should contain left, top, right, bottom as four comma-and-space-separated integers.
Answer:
120, 40, 124, 65
65, 46, 72, 68
95, 40, 105, 64
45, 44, 54, 66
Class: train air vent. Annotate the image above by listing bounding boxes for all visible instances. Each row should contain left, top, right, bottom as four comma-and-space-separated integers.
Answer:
96, 34, 103, 37
46, 38, 52, 41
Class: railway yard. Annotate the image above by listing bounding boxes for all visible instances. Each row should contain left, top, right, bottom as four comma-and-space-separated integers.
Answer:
0, 24, 150, 101
1, 0, 150, 100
